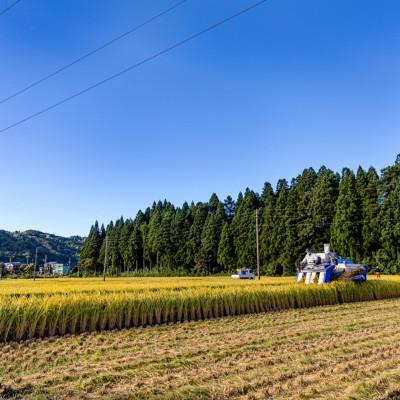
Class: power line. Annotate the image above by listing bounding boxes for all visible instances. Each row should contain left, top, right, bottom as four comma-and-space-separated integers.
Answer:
0, 0, 189, 105
0, 0, 21, 17
0, 0, 269, 134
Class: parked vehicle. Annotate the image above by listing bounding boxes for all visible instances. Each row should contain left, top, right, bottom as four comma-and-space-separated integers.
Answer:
231, 268, 255, 280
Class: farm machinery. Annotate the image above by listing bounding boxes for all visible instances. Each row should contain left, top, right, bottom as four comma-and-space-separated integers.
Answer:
296, 244, 368, 284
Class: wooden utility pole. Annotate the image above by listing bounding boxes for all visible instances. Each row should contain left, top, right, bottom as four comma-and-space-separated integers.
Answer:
103, 236, 108, 282
256, 209, 260, 280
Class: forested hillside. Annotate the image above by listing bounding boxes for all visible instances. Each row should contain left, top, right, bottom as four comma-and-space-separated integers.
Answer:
80, 155, 400, 275
0, 230, 83, 265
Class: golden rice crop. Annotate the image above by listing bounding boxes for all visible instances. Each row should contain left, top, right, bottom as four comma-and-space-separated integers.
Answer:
1, 277, 400, 342
0, 276, 292, 297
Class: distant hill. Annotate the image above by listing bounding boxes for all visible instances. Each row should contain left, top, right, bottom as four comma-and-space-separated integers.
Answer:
0, 230, 84, 265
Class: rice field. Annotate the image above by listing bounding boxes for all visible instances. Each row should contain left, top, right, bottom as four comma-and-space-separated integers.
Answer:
1, 276, 400, 342
0, 276, 293, 296
2, 298, 400, 399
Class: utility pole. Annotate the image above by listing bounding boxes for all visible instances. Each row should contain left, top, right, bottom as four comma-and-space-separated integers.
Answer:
256, 209, 260, 280
44, 254, 47, 278
103, 236, 108, 282
34, 247, 38, 281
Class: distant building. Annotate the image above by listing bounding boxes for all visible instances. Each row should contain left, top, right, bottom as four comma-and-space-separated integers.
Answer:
44, 262, 71, 275
44, 261, 57, 275
5, 262, 22, 273
54, 264, 71, 275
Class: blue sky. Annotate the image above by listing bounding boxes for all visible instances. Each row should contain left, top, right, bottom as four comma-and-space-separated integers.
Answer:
1, 0, 399, 237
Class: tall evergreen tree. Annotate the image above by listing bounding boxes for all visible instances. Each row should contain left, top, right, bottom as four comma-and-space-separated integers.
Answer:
127, 225, 140, 271
280, 169, 318, 273
267, 179, 288, 274
130, 211, 146, 270
198, 199, 226, 274
361, 167, 381, 263
119, 219, 133, 272
223, 196, 235, 221
260, 182, 275, 272
378, 156, 400, 272
100, 224, 106, 240
331, 169, 362, 261
282, 180, 301, 274
356, 166, 381, 263
231, 189, 259, 269
157, 205, 175, 268
97, 221, 114, 274
109, 217, 124, 274
186, 203, 209, 269
217, 222, 236, 271
171, 203, 192, 270
208, 193, 220, 214
147, 207, 162, 268
80, 221, 101, 274
141, 223, 150, 269
311, 168, 339, 250
295, 168, 317, 255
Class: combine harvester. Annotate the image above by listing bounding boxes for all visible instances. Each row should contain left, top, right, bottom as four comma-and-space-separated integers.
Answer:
296, 244, 368, 284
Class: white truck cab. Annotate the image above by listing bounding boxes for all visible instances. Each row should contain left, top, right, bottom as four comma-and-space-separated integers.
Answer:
231, 268, 255, 280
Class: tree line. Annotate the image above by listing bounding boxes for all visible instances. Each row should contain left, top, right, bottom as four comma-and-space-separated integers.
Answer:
80, 155, 400, 275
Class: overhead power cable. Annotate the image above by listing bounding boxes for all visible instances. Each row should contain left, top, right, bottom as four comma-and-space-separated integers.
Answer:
0, 0, 269, 134
0, 0, 189, 105
0, 0, 21, 17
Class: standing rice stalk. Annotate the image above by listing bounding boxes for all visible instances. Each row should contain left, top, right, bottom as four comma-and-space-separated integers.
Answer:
1, 280, 400, 341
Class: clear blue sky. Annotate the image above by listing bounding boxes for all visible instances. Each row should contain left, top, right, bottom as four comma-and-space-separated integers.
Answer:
1, 0, 399, 237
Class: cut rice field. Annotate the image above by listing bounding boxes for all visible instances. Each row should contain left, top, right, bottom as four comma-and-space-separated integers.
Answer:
2, 298, 400, 400
1, 276, 400, 341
